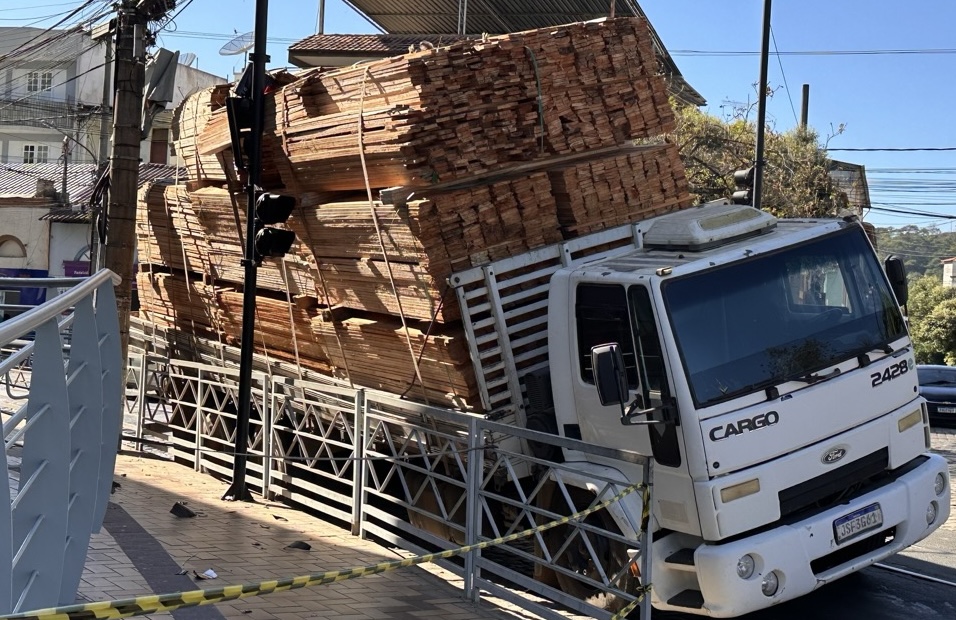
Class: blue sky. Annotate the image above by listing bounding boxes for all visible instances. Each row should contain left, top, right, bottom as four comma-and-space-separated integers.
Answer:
8, 0, 955, 229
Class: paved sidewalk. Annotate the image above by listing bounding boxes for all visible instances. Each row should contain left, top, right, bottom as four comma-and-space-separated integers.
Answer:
77, 454, 542, 620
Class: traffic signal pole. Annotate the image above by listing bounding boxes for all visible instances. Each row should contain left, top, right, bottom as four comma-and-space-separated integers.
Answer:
752, 0, 772, 210
222, 0, 270, 502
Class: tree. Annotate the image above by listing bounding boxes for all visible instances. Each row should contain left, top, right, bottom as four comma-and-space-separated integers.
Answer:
874, 225, 956, 279
671, 102, 846, 218
905, 275, 956, 363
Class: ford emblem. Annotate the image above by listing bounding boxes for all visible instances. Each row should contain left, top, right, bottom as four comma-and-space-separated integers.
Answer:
822, 447, 847, 464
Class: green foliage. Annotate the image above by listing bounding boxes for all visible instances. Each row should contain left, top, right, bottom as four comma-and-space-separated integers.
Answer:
874, 226, 956, 279
671, 103, 846, 218
905, 275, 956, 364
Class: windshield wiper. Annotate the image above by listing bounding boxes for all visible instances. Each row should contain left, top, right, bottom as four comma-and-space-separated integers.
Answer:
787, 367, 842, 385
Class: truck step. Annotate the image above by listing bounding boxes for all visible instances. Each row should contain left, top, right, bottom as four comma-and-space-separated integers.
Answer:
667, 589, 705, 609
664, 548, 696, 567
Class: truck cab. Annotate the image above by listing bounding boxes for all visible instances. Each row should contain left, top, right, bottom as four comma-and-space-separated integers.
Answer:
545, 202, 950, 616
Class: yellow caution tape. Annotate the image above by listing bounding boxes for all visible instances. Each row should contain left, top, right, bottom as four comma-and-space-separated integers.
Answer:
2, 483, 646, 620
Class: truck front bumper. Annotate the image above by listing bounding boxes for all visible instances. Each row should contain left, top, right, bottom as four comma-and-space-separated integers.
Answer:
661, 453, 950, 617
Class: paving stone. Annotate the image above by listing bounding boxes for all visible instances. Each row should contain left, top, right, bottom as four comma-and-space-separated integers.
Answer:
66, 455, 534, 620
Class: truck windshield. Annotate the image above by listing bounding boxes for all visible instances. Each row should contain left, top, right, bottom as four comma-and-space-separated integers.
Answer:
663, 226, 907, 408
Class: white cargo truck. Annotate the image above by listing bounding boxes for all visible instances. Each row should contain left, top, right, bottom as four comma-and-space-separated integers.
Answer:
448, 198, 949, 616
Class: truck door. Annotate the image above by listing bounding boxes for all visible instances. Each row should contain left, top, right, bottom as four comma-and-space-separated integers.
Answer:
628, 285, 681, 467
573, 283, 681, 467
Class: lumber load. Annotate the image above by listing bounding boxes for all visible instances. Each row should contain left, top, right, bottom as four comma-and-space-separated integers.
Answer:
137, 182, 316, 296
187, 186, 317, 296
136, 182, 210, 276
549, 142, 693, 235
171, 85, 231, 183
310, 310, 479, 410
135, 271, 221, 338
196, 17, 674, 195
216, 290, 331, 372
314, 258, 453, 324
136, 17, 698, 414
290, 171, 560, 321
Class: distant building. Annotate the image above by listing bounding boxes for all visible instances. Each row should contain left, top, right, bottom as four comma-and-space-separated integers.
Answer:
0, 25, 222, 310
942, 258, 956, 288
0, 163, 182, 311
0, 26, 224, 171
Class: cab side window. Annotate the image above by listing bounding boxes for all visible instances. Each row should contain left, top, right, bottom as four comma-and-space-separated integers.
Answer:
575, 284, 637, 388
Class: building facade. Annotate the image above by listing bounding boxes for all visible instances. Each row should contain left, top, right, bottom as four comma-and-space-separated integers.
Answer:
0, 26, 224, 170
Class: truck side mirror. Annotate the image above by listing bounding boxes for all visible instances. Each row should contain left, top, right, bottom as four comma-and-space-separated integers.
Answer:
884, 255, 908, 307
592, 343, 628, 406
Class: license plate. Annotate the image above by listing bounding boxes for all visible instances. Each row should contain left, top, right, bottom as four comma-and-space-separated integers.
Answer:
938, 406, 956, 414
833, 503, 883, 544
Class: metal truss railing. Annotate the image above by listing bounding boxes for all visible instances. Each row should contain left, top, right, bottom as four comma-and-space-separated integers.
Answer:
129, 356, 654, 620
0, 271, 122, 614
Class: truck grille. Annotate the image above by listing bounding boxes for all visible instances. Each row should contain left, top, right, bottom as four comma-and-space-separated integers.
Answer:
778, 448, 889, 520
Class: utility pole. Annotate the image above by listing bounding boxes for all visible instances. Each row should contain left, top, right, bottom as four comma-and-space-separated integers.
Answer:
752, 0, 772, 211
60, 135, 70, 204
103, 0, 175, 371
800, 83, 810, 129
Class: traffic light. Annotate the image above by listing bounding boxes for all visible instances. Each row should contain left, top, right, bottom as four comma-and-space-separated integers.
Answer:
225, 96, 253, 172
253, 193, 297, 263
732, 166, 755, 205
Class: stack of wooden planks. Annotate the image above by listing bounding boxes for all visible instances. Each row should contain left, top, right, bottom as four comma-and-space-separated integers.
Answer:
136, 271, 221, 338
187, 186, 318, 295
236, 18, 675, 195
310, 310, 477, 407
216, 290, 331, 372
136, 17, 694, 412
549, 142, 690, 236
136, 182, 209, 275
171, 85, 232, 184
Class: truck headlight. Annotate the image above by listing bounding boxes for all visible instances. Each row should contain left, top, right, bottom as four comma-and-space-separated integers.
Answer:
736, 554, 755, 579
935, 473, 947, 496
927, 501, 939, 525
761, 570, 780, 597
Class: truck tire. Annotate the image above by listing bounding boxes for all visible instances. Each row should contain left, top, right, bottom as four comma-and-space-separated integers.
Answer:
404, 471, 466, 545
544, 487, 640, 613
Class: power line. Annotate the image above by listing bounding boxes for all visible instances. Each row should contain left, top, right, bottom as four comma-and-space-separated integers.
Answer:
670, 48, 956, 57
829, 147, 956, 152
769, 25, 798, 126
867, 205, 956, 220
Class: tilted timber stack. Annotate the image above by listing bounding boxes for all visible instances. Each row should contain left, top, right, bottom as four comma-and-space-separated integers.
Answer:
137, 17, 693, 411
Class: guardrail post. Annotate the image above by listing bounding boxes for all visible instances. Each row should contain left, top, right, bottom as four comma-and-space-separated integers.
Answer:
351, 388, 366, 537
134, 352, 147, 442
195, 368, 205, 472
463, 416, 483, 602
262, 378, 275, 499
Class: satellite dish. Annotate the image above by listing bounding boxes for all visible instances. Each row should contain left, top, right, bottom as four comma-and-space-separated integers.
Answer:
219, 31, 255, 56
180, 52, 197, 67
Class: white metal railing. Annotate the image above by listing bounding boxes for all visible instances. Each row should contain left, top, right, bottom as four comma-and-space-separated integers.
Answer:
0, 270, 122, 613
128, 350, 654, 620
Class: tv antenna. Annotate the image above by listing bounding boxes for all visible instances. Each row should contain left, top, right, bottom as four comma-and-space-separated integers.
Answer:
220, 31, 255, 78
219, 31, 255, 56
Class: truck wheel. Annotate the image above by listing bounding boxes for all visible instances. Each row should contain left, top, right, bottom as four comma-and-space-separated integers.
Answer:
545, 487, 640, 613
404, 471, 466, 545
